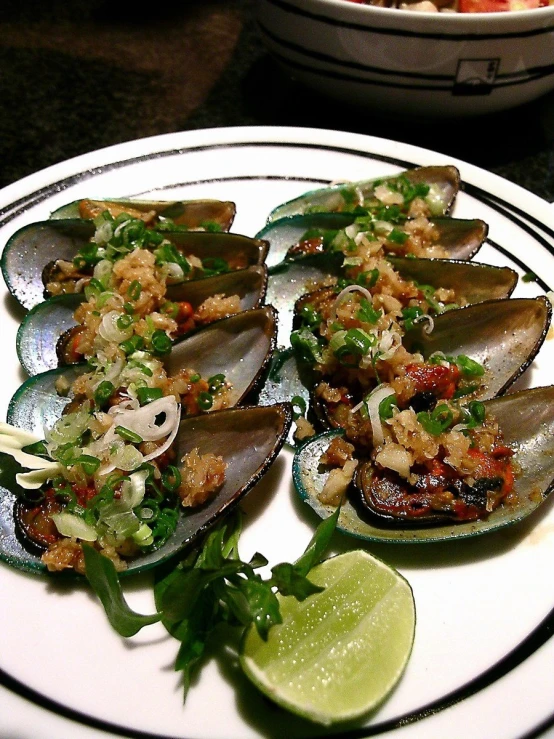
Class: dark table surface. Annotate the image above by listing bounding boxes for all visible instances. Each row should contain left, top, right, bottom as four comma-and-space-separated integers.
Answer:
1, 0, 553, 202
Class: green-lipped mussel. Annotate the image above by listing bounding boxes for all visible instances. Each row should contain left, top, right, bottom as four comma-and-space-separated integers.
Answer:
2, 403, 292, 576
1, 220, 268, 310
292, 386, 554, 542
17, 266, 269, 376
49, 198, 236, 232
8, 306, 278, 434
308, 296, 551, 438
266, 165, 461, 224
258, 213, 488, 269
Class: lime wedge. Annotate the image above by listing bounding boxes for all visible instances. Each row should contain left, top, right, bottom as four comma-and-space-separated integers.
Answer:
239, 549, 415, 726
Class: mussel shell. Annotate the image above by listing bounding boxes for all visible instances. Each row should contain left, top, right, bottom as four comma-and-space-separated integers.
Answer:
299, 296, 551, 437
1, 403, 292, 576
403, 296, 551, 399
387, 257, 518, 304
266, 166, 461, 224
8, 306, 278, 436
266, 257, 343, 346
290, 257, 518, 331
1, 220, 269, 310
266, 252, 509, 351
257, 213, 488, 268
17, 266, 269, 376
293, 386, 554, 543
49, 199, 236, 231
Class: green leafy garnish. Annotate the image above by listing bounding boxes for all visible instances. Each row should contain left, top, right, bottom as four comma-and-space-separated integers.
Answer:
83, 544, 161, 637
379, 394, 398, 420
83, 507, 339, 700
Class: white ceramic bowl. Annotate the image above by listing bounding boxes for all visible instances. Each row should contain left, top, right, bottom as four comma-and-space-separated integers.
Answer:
256, 0, 554, 116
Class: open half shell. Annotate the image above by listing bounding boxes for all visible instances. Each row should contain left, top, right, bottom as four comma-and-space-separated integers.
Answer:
49, 198, 236, 232
17, 266, 269, 376
8, 307, 277, 436
1, 220, 269, 310
258, 213, 488, 268
274, 257, 518, 348
402, 296, 551, 400
266, 166, 461, 224
1, 403, 292, 576
292, 386, 554, 543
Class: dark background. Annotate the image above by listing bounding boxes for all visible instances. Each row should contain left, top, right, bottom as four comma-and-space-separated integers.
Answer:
1, 0, 553, 200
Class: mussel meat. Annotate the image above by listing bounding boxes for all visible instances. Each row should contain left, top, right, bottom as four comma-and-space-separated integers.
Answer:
292, 386, 554, 542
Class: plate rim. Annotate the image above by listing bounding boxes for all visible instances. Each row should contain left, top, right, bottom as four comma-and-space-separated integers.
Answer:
1, 125, 554, 739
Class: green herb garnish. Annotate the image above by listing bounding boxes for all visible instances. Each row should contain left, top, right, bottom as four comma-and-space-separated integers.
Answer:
84, 506, 339, 699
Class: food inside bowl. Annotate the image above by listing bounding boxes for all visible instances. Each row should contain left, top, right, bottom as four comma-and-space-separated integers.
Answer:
345, 0, 551, 11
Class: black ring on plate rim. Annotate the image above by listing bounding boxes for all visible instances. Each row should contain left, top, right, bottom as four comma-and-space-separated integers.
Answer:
0, 138, 553, 739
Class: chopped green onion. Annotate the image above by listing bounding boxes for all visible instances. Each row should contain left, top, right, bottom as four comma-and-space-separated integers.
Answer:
94, 380, 115, 408
160, 300, 179, 319
75, 455, 101, 476
453, 384, 479, 399
357, 299, 382, 325
132, 362, 153, 377
116, 313, 134, 331
460, 400, 486, 429
379, 394, 398, 420
208, 374, 226, 393
198, 392, 214, 411
137, 387, 164, 405
417, 404, 453, 436
387, 228, 409, 245
299, 304, 321, 330
358, 269, 379, 288
115, 426, 144, 444
132, 523, 154, 547
401, 306, 424, 331
120, 335, 144, 354
151, 329, 172, 355
161, 465, 182, 492
127, 280, 142, 300
84, 277, 105, 300
455, 355, 485, 377
154, 243, 191, 275
291, 395, 307, 419
290, 329, 323, 364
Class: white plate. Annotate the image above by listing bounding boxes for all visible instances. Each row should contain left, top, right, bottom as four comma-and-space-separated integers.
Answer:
1, 126, 554, 739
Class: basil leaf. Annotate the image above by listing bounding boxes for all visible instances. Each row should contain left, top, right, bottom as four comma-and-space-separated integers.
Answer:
294, 505, 340, 577
240, 576, 282, 641
83, 544, 160, 637
271, 562, 324, 600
